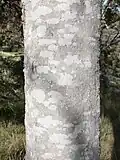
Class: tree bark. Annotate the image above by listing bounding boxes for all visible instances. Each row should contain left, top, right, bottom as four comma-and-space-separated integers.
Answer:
22, 0, 100, 159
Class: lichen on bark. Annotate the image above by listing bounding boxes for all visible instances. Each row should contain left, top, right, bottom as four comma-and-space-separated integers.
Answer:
22, 0, 100, 159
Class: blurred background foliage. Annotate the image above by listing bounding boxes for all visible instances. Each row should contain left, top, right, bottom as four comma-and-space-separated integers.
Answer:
0, 0, 119, 159
0, 0, 23, 51
100, 0, 120, 159
0, 1, 25, 159
0, 0, 24, 124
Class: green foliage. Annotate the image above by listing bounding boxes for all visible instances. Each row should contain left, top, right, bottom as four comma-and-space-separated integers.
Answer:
101, 0, 120, 91
0, 0, 23, 51
0, 52, 24, 123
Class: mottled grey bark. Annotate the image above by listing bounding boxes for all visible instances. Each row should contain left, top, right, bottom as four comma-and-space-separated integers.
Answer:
22, 0, 100, 159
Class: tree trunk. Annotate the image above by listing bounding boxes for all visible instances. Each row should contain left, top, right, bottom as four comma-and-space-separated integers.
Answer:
22, 0, 100, 159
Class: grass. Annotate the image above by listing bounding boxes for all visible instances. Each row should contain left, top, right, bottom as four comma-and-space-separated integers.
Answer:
0, 122, 25, 160
100, 116, 114, 160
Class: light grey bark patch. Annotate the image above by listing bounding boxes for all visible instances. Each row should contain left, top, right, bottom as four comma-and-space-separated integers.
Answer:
33, 6, 52, 19
70, 2, 85, 16
38, 39, 57, 46
42, 11, 60, 21
48, 44, 58, 51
